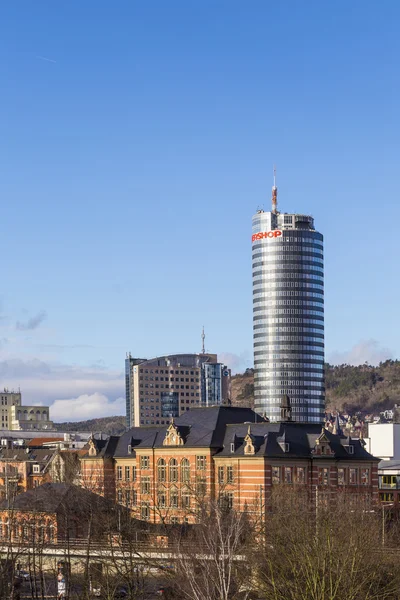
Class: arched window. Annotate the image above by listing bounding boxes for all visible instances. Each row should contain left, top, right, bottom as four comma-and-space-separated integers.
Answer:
157, 459, 166, 483
169, 459, 178, 483
181, 458, 190, 483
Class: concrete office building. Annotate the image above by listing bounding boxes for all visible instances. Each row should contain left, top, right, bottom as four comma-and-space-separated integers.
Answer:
252, 174, 325, 423
125, 353, 231, 427
0, 389, 54, 431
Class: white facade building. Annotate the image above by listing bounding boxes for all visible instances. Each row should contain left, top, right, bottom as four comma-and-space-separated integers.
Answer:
364, 423, 400, 460
0, 389, 54, 431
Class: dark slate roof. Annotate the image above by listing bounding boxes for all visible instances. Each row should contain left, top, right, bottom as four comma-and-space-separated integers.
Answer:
114, 428, 161, 458
218, 423, 379, 460
114, 407, 265, 458
83, 436, 120, 459
0, 484, 178, 535
0, 483, 115, 513
110, 407, 377, 462
0, 448, 56, 463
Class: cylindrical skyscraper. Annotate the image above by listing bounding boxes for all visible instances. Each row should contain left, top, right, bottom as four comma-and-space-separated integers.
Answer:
252, 180, 325, 423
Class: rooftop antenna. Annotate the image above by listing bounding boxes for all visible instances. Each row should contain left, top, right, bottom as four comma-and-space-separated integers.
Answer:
272, 165, 278, 214
201, 326, 205, 354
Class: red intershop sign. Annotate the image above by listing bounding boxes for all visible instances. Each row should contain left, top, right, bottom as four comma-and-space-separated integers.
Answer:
252, 230, 282, 242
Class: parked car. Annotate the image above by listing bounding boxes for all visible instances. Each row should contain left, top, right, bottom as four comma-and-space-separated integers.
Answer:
15, 570, 30, 581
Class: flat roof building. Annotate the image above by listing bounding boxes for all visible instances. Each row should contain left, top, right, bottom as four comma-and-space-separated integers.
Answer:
364, 423, 400, 461
0, 389, 54, 431
125, 353, 231, 428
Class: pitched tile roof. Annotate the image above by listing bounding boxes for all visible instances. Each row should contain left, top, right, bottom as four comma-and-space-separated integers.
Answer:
27, 438, 64, 447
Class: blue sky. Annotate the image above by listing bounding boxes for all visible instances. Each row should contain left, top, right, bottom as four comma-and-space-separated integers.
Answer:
0, 1, 399, 419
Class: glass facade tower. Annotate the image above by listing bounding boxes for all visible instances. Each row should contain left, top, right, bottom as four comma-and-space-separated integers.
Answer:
252, 205, 325, 423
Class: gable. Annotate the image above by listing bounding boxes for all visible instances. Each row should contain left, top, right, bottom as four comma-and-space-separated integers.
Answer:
163, 421, 184, 447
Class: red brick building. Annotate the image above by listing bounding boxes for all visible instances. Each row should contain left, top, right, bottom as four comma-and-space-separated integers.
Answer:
0, 447, 57, 498
81, 401, 379, 524
0, 483, 122, 545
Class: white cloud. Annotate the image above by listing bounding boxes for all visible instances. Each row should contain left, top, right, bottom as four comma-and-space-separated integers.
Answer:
0, 358, 124, 420
329, 339, 393, 366
218, 351, 252, 374
50, 393, 125, 422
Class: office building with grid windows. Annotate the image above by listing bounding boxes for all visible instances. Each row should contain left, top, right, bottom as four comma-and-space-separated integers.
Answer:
125, 353, 231, 428
252, 178, 325, 423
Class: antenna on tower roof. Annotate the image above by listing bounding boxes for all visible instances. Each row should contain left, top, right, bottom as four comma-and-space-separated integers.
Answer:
272, 165, 278, 214
201, 326, 205, 354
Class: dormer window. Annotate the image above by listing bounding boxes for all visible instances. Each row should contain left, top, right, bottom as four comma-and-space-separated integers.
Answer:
244, 441, 255, 455
313, 431, 333, 456
244, 425, 256, 455
230, 443, 235, 453
32, 464, 40, 474
163, 421, 184, 446
317, 443, 332, 455
345, 445, 354, 455
128, 444, 132, 455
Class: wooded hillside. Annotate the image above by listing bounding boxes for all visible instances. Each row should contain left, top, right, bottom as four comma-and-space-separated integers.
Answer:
54, 360, 400, 433
231, 360, 400, 414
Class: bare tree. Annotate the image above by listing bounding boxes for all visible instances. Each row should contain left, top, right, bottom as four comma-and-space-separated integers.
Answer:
251, 486, 400, 600
50, 451, 81, 485
171, 499, 252, 600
